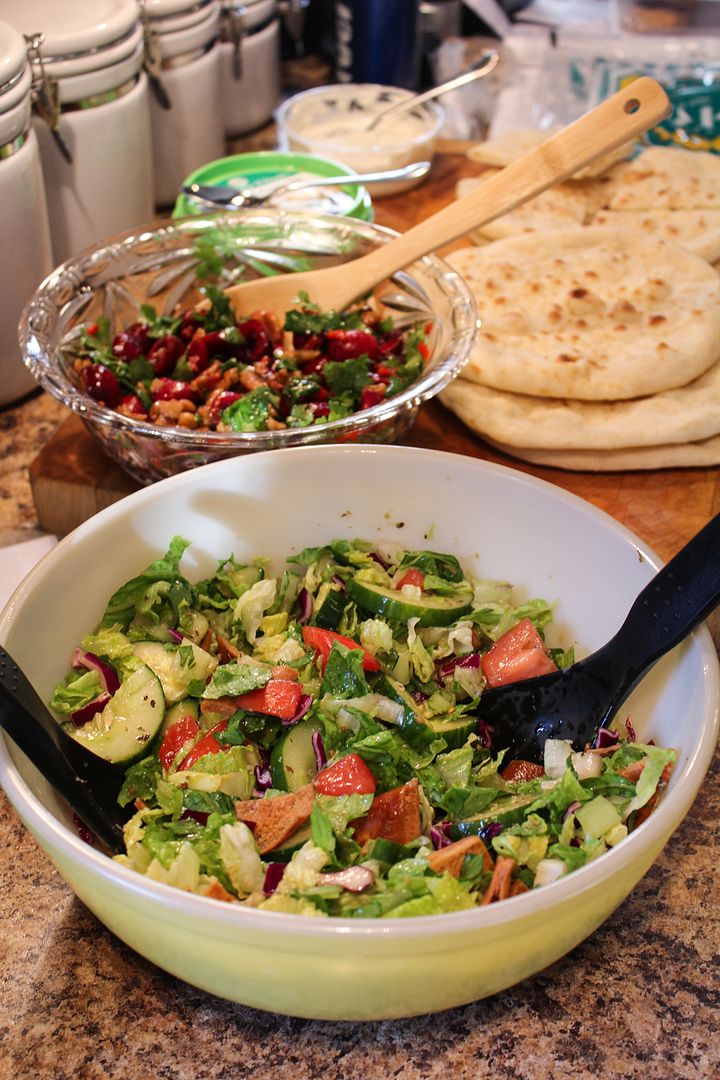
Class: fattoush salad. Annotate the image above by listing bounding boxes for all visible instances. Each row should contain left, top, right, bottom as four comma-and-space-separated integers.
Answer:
51, 538, 676, 917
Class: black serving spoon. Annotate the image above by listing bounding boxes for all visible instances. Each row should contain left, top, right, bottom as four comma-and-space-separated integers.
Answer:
477, 512, 720, 764
0, 646, 129, 853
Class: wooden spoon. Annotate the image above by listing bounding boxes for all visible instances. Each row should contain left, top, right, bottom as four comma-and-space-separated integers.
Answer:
225, 76, 670, 319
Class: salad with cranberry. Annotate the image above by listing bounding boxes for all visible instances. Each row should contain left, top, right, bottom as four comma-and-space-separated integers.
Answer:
71, 287, 430, 433
50, 538, 675, 917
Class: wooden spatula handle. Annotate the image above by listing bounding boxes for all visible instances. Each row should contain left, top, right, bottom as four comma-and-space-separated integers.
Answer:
350, 76, 670, 294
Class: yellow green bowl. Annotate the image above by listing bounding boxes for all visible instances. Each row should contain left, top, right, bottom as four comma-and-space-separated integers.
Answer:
1, 446, 718, 1019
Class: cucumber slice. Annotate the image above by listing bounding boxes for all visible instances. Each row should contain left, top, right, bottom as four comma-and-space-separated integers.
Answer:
424, 713, 478, 751
270, 718, 322, 791
132, 640, 217, 705
314, 587, 347, 631
449, 793, 538, 841
347, 578, 472, 627
68, 664, 165, 765
267, 822, 313, 861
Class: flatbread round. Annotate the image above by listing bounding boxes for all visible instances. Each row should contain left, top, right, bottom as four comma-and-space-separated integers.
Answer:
589, 208, 720, 264
447, 228, 720, 400
604, 146, 720, 211
456, 174, 592, 243
440, 356, 720, 449
485, 435, 720, 472
466, 129, 633, 179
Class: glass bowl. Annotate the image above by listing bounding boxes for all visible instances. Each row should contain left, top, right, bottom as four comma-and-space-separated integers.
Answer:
20, 210, 477, 485
276, 84, 444, 196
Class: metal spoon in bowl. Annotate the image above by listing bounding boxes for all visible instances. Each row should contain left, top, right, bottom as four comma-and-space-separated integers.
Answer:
0, 645, 128, 853
182, 160, 432, 210
476, 512, 720, 764
364, 51, 500, 132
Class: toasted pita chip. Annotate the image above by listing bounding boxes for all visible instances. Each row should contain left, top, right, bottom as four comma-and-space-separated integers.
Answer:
427, 836, 494, 878
352, 778, 421, 846
235, 784, 314, 854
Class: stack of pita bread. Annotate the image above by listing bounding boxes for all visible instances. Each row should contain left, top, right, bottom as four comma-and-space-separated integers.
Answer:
439, 139, 720, 470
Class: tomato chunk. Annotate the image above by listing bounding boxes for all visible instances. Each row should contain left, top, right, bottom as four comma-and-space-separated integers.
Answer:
481, 617, 557, 688
314, 752, 377, 796
234, 679, 302, 720
302, 626, 380, 672
159, 716, 199, 771
395, 568, 425, 590
178, 720, 228, 770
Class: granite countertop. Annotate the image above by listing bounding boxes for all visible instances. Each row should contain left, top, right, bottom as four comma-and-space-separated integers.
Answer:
1, 392, 719, 1079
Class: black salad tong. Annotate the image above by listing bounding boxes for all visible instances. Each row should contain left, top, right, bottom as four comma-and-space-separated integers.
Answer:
477, 512, 720, 763
0, 646, 128, 853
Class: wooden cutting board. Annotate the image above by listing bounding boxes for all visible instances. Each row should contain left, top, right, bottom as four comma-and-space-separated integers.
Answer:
28, 147, 720, 566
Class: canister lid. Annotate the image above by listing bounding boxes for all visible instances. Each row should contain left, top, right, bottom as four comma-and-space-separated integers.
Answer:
0, 20, 28, 98
3, 0, 138, 57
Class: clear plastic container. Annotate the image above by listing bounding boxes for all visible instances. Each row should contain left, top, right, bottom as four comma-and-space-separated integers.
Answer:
0, 19, 53, 405
143, 0, 226, 206
3, 0, 154, 264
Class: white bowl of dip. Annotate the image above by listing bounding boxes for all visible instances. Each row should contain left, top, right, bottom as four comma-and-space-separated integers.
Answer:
276, 83, 444, 196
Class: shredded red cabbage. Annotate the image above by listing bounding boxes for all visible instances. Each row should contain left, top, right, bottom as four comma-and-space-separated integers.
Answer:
282, 693, 313, 727
438, 653, 481, 679
563, 800, 582, 822
71, 648, 120, 695
167, 627, 184, 644
625, 717, 637, 742
476, 718, 494, 749
430, 822, 453, 849
254, 763, 273, 793
263, 862, 286, 896
595, 727, 619, 749
369, 551, 389, 570
311, 729, 327, 772
72, 813, 95, 845
70, 692, 111, 726
297, 588, 312, 624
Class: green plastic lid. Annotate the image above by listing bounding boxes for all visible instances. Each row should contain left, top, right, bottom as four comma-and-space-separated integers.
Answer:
173, 151, 374, 221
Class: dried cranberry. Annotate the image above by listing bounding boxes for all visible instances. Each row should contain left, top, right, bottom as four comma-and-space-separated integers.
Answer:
309, 401, 330, 419
293, 331, 322, 350
237, 318, 270, 363
209, 389, 242, 424
300, 354, 328, 376
112, 331, 142, 362
151, 378, 196, 402
148, 334, 185, 377
82, 363, 122, 407
119, 394, 146, 416
377, 330, 403, 357
325, 329, 379, 361
360, 387, 385, 410
125, 321, 153, 354
187, 336, 210, 374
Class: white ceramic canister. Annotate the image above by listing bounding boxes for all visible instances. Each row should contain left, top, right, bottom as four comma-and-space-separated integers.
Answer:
219, 0, 280, 136
141, 0, 225, 206
3, 0, 155, 266
0, 20, 53, 406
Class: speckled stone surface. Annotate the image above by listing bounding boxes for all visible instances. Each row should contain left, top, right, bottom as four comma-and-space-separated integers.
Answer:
1, 753, 718, 1080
